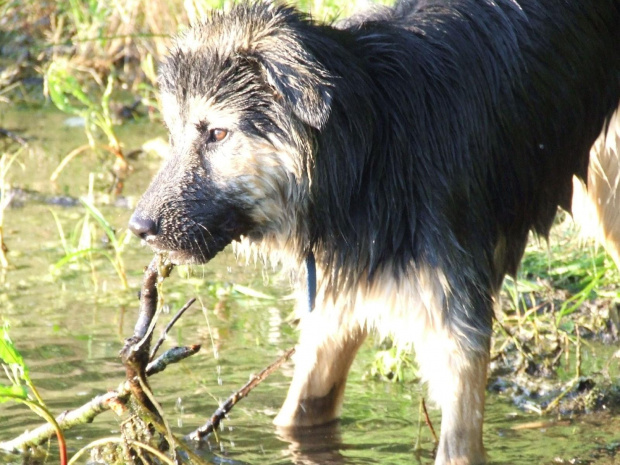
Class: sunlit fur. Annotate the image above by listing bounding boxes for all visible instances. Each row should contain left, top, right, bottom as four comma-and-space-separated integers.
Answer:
129, 1, 620, 464
573, 110, 620, 267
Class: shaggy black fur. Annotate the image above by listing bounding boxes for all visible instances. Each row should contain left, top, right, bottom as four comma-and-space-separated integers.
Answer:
132, 0, 620, 353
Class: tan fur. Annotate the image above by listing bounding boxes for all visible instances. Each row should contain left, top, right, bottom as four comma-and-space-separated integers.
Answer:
573, 110, 620, 266
268, 262, 489, 464
274, 320, 367, 426
431, 350, 487, 465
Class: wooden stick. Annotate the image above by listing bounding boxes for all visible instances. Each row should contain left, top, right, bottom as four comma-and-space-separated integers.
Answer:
119, 256, 167, 415
421, 397, 438, 444
0, 128, 28, 146
188, 347, 296, 441
150, 298, 197, 362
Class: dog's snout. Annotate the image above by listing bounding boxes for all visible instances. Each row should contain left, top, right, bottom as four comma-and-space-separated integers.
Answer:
128, 212, 158, 239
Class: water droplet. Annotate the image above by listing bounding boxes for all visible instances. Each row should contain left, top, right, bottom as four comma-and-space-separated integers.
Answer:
175, 397, 184, 413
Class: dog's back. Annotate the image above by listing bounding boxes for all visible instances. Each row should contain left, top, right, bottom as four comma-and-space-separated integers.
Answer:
313, 0, 620, 285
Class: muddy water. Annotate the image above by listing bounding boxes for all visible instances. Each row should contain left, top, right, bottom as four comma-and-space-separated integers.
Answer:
0, 105, 619, 464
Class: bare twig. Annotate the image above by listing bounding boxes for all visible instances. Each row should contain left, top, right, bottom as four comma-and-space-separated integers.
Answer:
150, 297, 197, 362
147, 345, 200, 376
421, 397, 438, 444
511, 419, 571, 431
0, 128, 27, 146
188, 347, 296, 441
0, 391, 123, 455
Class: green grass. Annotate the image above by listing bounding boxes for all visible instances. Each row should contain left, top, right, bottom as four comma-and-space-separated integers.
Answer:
0, 324, 67, 464
503, 215, 618, 328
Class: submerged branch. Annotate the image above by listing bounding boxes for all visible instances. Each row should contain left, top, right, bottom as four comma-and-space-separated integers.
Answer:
188, 347, 296, 441
2, 252, 293, 462
0, 345, 200, 454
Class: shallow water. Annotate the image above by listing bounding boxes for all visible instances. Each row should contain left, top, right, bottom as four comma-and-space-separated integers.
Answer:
1, 105, 619, 464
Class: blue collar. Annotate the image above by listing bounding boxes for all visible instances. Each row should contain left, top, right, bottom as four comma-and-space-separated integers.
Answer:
305, 252, 316, 312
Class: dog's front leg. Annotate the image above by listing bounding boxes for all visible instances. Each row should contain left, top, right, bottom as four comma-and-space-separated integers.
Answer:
274, 304, 367, 427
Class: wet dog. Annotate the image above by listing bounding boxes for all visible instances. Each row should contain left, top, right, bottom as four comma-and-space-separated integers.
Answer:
129, 1, 620, 463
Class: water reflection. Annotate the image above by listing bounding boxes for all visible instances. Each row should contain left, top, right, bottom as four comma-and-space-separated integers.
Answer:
277, 422, 346, 465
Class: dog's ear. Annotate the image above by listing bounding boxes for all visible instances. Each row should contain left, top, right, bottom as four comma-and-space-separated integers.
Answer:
256, 39, 333, 129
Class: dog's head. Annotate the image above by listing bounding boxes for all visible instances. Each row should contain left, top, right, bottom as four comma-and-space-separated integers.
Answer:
129, 3, 333, 264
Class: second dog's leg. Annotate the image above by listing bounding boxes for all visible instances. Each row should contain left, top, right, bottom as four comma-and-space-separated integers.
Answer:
415, 327, 489, 465
274, 310, 367, 427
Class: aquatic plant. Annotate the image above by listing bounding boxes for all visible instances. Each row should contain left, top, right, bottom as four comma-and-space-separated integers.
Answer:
366, 344, 417, 383
50, 174, 131, 290
45, 62, 130, 192
0, 324, 67, 465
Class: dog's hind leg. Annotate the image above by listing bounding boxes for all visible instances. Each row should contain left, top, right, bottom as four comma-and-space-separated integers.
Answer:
572, 108, 620, 268
414, 324, 489, 465
274, 305, 367, 427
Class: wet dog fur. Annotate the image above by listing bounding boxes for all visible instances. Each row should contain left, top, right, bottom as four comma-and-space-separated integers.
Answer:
129, 1, 620, 463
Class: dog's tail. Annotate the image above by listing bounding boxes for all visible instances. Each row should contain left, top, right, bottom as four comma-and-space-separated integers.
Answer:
572, 104, 620, 268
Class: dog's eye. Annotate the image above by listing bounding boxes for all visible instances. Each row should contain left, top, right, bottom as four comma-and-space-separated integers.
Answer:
208, 128, 228, 143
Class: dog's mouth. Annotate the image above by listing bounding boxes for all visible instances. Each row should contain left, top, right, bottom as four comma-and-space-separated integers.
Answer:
159, 249, 208, 266
141, 236, 232, 266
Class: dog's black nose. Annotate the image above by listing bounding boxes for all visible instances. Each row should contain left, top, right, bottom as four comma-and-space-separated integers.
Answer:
128, 213, 157, 239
